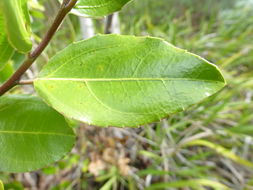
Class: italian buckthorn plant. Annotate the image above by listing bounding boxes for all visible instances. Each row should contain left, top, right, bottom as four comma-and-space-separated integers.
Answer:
0, 0, 225, 173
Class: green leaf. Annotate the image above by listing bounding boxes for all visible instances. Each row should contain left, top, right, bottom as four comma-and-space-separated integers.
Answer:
0, 0, 32, 53
0, 95, 75, 172
69, 0, 132, 17
0, 13, 14, 69
0, 62, 14, 83
34, 34, 226, 127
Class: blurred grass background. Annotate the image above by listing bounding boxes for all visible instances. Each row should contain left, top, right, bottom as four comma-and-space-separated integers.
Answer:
1, 0, 253, 189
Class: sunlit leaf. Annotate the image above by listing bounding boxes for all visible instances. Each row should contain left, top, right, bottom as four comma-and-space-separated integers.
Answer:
0, 95, 75, 172
67, 0, 132, 17
34, 34, 225, 127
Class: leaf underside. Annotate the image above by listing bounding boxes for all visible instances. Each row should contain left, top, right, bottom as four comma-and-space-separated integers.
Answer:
0, 95, 75, 172
35, 34, 226, 127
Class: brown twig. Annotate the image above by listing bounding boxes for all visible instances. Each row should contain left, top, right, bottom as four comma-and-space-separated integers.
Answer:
18, 79, 34, 85
0, 0, 78, 96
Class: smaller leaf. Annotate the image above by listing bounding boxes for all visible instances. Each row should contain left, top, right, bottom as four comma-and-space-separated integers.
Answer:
0, 95, 75, 172
0, 0, 32, 53
66, 0, 132, 17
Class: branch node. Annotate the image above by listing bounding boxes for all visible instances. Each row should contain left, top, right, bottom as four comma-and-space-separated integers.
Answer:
0, 0, 78, 96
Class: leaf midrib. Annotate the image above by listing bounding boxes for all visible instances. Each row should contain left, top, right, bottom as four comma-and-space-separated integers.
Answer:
36, 77, 224, 83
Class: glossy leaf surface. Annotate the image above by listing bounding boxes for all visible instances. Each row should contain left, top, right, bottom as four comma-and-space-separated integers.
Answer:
35, 34, 226, 127
70, 0, 132, 17
0, 13, 14, 69
0, 95, 75, 172
0, 0, 32, 53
